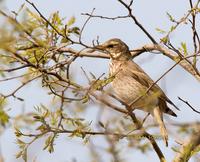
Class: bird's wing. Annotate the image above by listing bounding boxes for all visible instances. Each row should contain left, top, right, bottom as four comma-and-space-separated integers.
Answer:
123, 60, 179, 110
124, 60, 159, 91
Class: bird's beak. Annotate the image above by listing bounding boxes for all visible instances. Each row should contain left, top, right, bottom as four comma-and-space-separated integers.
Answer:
87, 44, 106, 53
94, 44, 106, 50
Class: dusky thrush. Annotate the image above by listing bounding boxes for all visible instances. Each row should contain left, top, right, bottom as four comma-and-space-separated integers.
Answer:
94, 38, 178, 146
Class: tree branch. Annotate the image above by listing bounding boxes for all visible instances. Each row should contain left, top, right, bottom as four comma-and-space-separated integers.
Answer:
117, 0, 157, 44
173, 126, 200, 162
178, 97, 200, 114
59, 43, 200, 82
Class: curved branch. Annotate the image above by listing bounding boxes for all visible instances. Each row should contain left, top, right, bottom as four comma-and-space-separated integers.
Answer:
134, 44, 200, 82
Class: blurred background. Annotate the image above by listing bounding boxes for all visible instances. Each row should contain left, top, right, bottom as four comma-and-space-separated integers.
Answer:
0, 0, 200, 161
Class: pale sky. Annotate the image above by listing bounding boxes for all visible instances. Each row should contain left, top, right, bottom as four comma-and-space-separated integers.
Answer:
1, 0, 200, 162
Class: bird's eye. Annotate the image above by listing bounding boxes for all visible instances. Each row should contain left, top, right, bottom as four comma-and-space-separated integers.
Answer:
107, 44, 114, 48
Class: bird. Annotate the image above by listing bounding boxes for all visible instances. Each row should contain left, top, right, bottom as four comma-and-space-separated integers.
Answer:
93, 38, 179, 146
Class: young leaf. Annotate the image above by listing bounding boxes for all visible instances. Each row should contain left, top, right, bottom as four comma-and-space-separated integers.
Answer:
170, 25, 175, 32
156, 28, 166, 34
0, 109, 9, 126
181, 42, 188, 56
67, 16, 75, 26
166, 12, 175, 22
160, 36, 169, 44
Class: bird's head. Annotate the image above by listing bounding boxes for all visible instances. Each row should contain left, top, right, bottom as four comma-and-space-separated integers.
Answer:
95, 38, 132, 60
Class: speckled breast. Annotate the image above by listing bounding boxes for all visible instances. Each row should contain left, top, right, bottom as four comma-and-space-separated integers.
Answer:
109, 60, 158, 110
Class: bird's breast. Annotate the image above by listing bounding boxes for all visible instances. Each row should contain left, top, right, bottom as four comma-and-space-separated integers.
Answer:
109, 60, 158, 109
112, 75, 142, 102
109, 61, 141, 101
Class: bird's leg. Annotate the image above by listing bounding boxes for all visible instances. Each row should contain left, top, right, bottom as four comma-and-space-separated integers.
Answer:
152, 107, 168, 147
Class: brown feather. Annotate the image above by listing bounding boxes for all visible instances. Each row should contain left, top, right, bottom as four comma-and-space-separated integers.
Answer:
122, 60, 177, 116
158, 98, 177, 117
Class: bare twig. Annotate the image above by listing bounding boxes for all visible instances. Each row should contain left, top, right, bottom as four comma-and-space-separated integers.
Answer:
82, 0, 157, 44
81, 13, 129, 20
130, 57, 183, 108
90, 92, 128, 114
0, 73, 34, 82
178, 96, 200, 114
189, 0, 200, 54
79, 8, 95, 44
1, 75, 41, 101
117, 0, 157, 44
0, 65, 30, 72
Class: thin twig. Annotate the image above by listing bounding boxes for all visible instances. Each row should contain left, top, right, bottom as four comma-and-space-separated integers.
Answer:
81, 13, 129, 20
90, 92, 128, 114
118, 0, 157, 44
79, 8, 95, 44
130, 58, 182, 107
0, 65, 30, 72
178, 96, 200, 114
2, 75, 41, 100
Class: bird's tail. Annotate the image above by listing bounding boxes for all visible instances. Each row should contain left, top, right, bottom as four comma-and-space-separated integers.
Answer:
159, 98, 177, 117
165, 107, 177, 117
152, 106, 168, 147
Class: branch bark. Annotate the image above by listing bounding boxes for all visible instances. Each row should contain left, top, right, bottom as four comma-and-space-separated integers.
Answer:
59, 43, 200, 82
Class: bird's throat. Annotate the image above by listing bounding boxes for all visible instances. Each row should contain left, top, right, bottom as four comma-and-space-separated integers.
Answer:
109, 60, 124, 76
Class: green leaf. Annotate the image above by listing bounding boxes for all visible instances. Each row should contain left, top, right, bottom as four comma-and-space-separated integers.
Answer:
71, 27, 80, 35
171, 146, 181, 153
33, 115, 43, 120
16, 150, 23, 159
155, 28, 166, 34
43, 135, 55, 153
67, 16, 75, 26
82, 95, 89, 104
170, 26, 175, 32
52, 11, 62, 26
98, 121, 105, 128
16, 3, 25, 15
0, 109, 9, 126
160, 36, 169, 44
181, 42, 188, 56
15, 128, 23, 137
61, 37, 69, 43
166, 12, 175, 22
